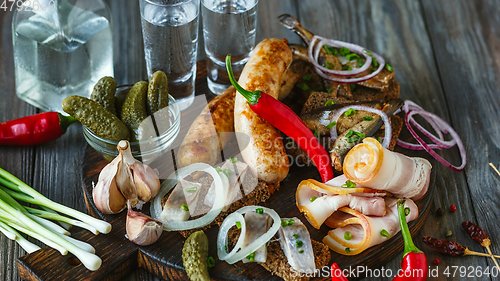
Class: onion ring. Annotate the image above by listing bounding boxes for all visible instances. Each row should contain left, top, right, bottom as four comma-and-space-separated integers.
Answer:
217, 206, 281, 264
329, 105, 392, 149
150, 163, 228, 231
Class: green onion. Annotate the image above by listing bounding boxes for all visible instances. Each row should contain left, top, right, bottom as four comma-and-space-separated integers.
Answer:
344, 231, 352, 240
255, 208, 264, 214
236, 221, 241, 229
344, 108, 356, 117
327, 88, 333, 94
385, 63, 394, 72
293, 234, 299, 239
405, 207, 411, 216
229, 157, 238, 163
370, 68, 377, 73
362, 49, 373, 57
287, 219, 295, 226
363, 116, 374, 121
380, 229, 390, 238
377, 137, 381, 143
345, 248, 351, 253
323, 45, 334, 55
302, 75, 312, 81
346, 130, 355, 138
325, 100, 335, 106
346, 136, 359, 143
358, 59, 364, 67
181, 204, 189, 211
281, 220, 287, 227
354, 131, 366, 139
372, 57, 378, 67
222, 169, 232, 177
350, 84, 356, 91
341, 180, 356, 189
216, 167, 223, 173
342, 65, 352, 71
207, 256, 215, 267
186, 186, 198, 193
313, 130, 319, 137
326, 121, 337, 130
298, 250, 304, 254
246, 251, 255, 262
346, 53, 360, 61
340, 47, 351, 56
296, 240, 303, 248
325, 62, 335, 69
297, 82, 310, 91
309, 196, 317, 202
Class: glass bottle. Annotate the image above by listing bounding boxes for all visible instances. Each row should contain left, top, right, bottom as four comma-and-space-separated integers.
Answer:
12, 0, 114, 113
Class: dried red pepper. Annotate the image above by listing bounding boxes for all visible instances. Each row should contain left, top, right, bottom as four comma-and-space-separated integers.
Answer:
0, 112, 77, 146
226, 55, 334, 183
422, 236, 500, 259
461, 221, 490, 247
392, 199, 428, 281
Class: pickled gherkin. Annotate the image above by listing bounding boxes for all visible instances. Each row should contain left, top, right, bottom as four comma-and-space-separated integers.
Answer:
182, 231, 210, 281
90, 76, 117, 115
62, 95, 130, 141
121, 81, 149, 142
147, 71, 169, 115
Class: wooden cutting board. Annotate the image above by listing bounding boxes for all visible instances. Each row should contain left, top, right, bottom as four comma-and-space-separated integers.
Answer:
17, 61, 435, 281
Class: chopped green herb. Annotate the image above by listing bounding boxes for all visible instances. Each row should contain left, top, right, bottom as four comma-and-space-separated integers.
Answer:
350, 84, 356, 91
266, 241, 269, 247
297, 82, 310, 91
358, 59, 364, 67
225, 245, 228, 251
345, 248, 351, 253
346, 136, 359, 143
341, 180, 356, 189
298, 250, 304, 254
293, 234, 299, 239
246, 252, 255, 262
287, 219, 295, 226
327, 88, 333, 94
181, 204, 189, 211
342, 64, 352, 71
363, 116, 374, 121
385, 63, 394, 72
296, 240, 304, 248
380, 229, 390, 238
323, 45, 334, 55
405, 207, 411, 216
222, 169, 232, 177
326, 121, 337, 130
333, 48, 338, 55
236, 221, 241, 229
325, 62, 335, 69
346, 53, 360, 61
325, 100, 335, 106
354, 131, 366, 139
207, 256, 215, 268
256, 208, 264, 214
370, 68, 377, 74
216, 166, 223, 173
313, 130, 319, 137
363, 49, 373, 57
344, 231, 352, 240
229, 157, 238, 163
186, 186, 198, 193
372, 57, 378, 67
345, 130, 355, 138
309, 196, 317, 202
302, 75, 312, 81
340, 47, 351, 56
344, 108, 356, 117
377, 137, 381, 143
281, 220, 287, 227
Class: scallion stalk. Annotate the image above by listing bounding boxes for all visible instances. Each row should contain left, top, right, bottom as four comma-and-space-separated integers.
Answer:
0, 219, 40, 253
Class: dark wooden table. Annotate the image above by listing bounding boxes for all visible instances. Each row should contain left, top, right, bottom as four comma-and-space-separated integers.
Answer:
1, 0, 500, 280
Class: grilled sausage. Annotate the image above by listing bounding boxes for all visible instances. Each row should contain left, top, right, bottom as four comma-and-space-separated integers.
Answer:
234, 38, 293, 183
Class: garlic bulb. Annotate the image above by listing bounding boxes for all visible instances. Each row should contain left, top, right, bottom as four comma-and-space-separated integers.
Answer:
92, 140, 161, 214
126, 203, 163, 246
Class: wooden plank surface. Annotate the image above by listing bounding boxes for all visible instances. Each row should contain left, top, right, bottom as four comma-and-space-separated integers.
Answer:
1, 0, 500, 280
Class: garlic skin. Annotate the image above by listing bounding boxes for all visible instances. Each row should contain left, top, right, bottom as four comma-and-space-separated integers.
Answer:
92, 156, 127, 214
126, 203, 163, 246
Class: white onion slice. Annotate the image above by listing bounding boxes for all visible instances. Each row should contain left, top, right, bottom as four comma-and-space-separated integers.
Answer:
217, 206, 281, 264
308, 35, 386, 83
150, 163, 228, 231
329, 105, 391, 149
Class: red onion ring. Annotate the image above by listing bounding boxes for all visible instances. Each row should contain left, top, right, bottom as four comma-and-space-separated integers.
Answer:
329, 105, 391, 149
308, 35, 386, 83
404, 109, 466, 172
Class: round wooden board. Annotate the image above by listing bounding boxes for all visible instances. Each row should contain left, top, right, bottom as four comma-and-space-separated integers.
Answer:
81, 61, 436, 281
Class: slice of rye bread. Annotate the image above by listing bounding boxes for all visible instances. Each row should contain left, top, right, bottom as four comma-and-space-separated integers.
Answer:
301, 80, 400, 115
286, 115, 403, 165
176, 171, 280, 238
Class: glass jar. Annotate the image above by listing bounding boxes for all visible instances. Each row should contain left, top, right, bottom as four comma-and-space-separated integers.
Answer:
12, 0, 114, 113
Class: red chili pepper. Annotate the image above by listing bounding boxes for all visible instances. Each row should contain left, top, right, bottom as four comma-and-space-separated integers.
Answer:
393, 199, 428, 281
0, 112, 77, 146
226, 55, 334, 183
331, 263, 349, 281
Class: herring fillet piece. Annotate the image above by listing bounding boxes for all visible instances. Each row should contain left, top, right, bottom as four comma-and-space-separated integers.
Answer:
279, 217, 316, 273
241, 211, 272, 263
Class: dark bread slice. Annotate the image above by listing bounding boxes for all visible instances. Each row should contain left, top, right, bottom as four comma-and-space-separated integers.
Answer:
301, 80, 400, 115
259, 240, 331, 281
373, 115, 403, 151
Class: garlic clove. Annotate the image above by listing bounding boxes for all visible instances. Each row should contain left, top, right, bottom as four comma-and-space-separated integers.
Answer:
132, 162, 160, 202
116, 141, 139, 206
126, 202, 163, 246
93, 156, 127, 214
